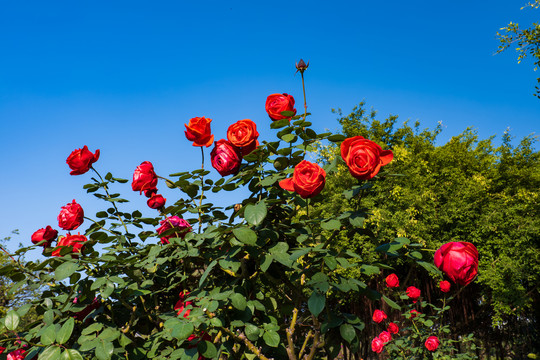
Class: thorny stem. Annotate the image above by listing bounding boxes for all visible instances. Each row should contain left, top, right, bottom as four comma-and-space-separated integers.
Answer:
220, 327, 271, 360
298, 330, 312, 359
286, 308, 299, 360
198, 146, 205, 234
301, 72, 307, 122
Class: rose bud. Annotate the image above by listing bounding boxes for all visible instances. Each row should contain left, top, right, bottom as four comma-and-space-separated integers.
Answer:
387, 322, 399, 334
295, 59, 309, 74
157, 216, 192, 244
31, 226, 58, 247
434, 241, 478, 286
185, 117, 214, 147
210, 139, 242, 176
52, 233, 87, 257
385, 273, 399, 288
371, 337, 384, 354
279, 160, 326, 199
372, 309, 387, 323
147, 194, 166, 209
66, 145, 100, 175
58, 200, 84, 230
265, 93, 296, 121
425, 336, 440, 351
439, 280, 451, 293
341, 136, 393, 180
227, 119, 259, 156
409, 309, 420, 319
406, 286, 421, 303
132, 161, 158, 195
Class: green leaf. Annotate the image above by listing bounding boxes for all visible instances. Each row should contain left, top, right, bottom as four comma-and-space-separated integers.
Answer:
327, 134, 346, 142
41, 324, 56, 345
199, 259, 217, 287
231, 293, 247, 311
308, 292, 326, 317
95, 340, 114, 360
321, 219, 341, 230
233, 227, 257, 245
270, 119, 290, 129
263, 330, 280, 347
424, 319, 434, 327
244, 201, 267, 226
417, 261, 443, 276
349, 215, 364, 228
280, 110, 295, 117
410, 251, 422, 259
56, 318, 74, 344
245, 323, 260, 341
5, 310, 19, 330
61, 349, 84, 360
360, 264, 380, 275
39, 346, 62, 360
340, 323, 356, 344
260, 254, 273, 272
382, 295, 401, 310
281, 133, 297, 143
171, 323, 195, 340
197, 341, 217, 358
82, 323, 103, 335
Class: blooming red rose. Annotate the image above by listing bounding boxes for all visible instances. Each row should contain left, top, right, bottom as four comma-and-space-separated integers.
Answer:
132, 161, 158, 195
174, 291, 193, 318
31, 226, 58, 247
157, 216, 192, 244
340, 136, 393, 180
371, 337, 384, 353
185, 117, 214, 147
372, 309, 387, 323
227, 119, 259, 156
52, 233, 87, 257
409, 309, 420, 319
379, 331, 392, 343
440, 280, 451, 293
58, 200, 84, 230
265, 93, 297, 121
66, 145, 100, 175
211, 139, 242, 176
434, 242, 478, 286
406, 286, 421, 302
425, 336, 440, 351
147, 194, 166, 209
7, 349, 25, 360
385, 273, 399, 288
279, 160, 326, 199
387, 322, 399, 334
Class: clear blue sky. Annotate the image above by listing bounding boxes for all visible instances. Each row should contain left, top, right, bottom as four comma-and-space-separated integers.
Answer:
1, 1, 538, 258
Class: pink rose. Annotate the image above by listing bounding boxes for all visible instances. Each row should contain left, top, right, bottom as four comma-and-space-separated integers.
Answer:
132, 161, 158, 195
31, 226, 58, 247
434, 242, 478, 286
147, 194, 166, 209
385, 273, 399, 288
425, 336, 440, 351
372, 309, 387, 323
439, 280, 451, 293
58, 200, 84, 230
157, 216, 192, 244
371, 337, 384, 353
210, 139, 242, 177
66, 145, 100, 175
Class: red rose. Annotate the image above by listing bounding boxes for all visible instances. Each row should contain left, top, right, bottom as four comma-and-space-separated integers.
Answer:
385, 273, 399, 288
157, 216, 192, 244
58, 200, 84, 230
340, 136, 393, 180
185, 117, 214, 147
31, 226, 58, 247
174, 291, 193, 318
434, 242, 478, 286
425, 336, 440, 351
372, 309, 387, 323
210, 140, 242, 176
406, 286, 421, 302
379, 331, 392, 343
227, 119, 259, 155
265, 93, 296, 121
7, 349, 25, 360
52, 233, 87, 257
279, 160, 326, 199
439, 280, 451, 293
409, 309, 420, 319
66, 145, 100, 175
132, 161, 158, 195
387, 322, 399, 334
0, 347, 5, 355
147, 194, 166, 209
371, 337, 384, 353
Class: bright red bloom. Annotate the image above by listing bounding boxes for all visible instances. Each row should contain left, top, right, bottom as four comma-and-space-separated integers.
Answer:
279, 160, 326, 199
265, 93, 296, 121
387, 322, 399, 334
7, 349, 26, 360
132, 161, 158, 195
227, 119, 259, 156
157, 216, 192, 244
371, 337, 384, 353
372, 309, 387, 323
57, 200, 84, 230
409, 309, 420, 319
31, 226, 58, 247
210, 139, 242, 177
174, 291, 193, 318
425, 336, 440, 351
52, 233, 87, 257
385, 273, 399, 288
406, 286, 421, 302
147, 194, 166, 209
434, 242, 478, 286
66, 145, 100, 175
340, 136, 393, 180
185, 117, 214, 147
439, 280, 451, 293
379, 331, 392, 343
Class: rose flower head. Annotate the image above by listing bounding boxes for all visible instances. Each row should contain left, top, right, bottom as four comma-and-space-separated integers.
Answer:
387, 322, 399, 334
227, 119, 259, 156
425, 336, 440, 351
371, 337, 384, 354
279, 160, 326, 199
265, 93, 296, 121
31, 226, 58, 247
66, 145, 100, 175
434, 242, 478, 286
211, 139, 242, 177
174, 291, 194, 318
58, 200, 84, 230
341, 136, 393, 180
52, 233, 87, 257
185, 117, 214, 147
379, 331, 392, 343
147, 194, 166, 209
385, 273, 399, 288
406, 286, 421, 302
372, 309, 387, 323
295, 59, 309, 74
157, 216, 192, 244
439, 280, 451, 293
409, 309, 420, 319
6, 348, 26, 360
132, 161, 158, 196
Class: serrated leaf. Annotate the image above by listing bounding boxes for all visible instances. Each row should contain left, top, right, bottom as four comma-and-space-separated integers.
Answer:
244, 201, 267, 226
5, 310, 19, 330
41, 324, 56, 345
321, 219, 341, 230
39, 346, 62, 360
171, 323, 194, 340
382, 295, 401, 310
263, 330, 280, 347
232, 227, 257, 245
95, 340, 114, 360
56, 318, 74, 344
340, 323, 355, 344
231, 293, 247, 311
245, 323, 260, 341
327, 134, 346, 142
308, 292, 325, 317
61, 349, 84, 360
